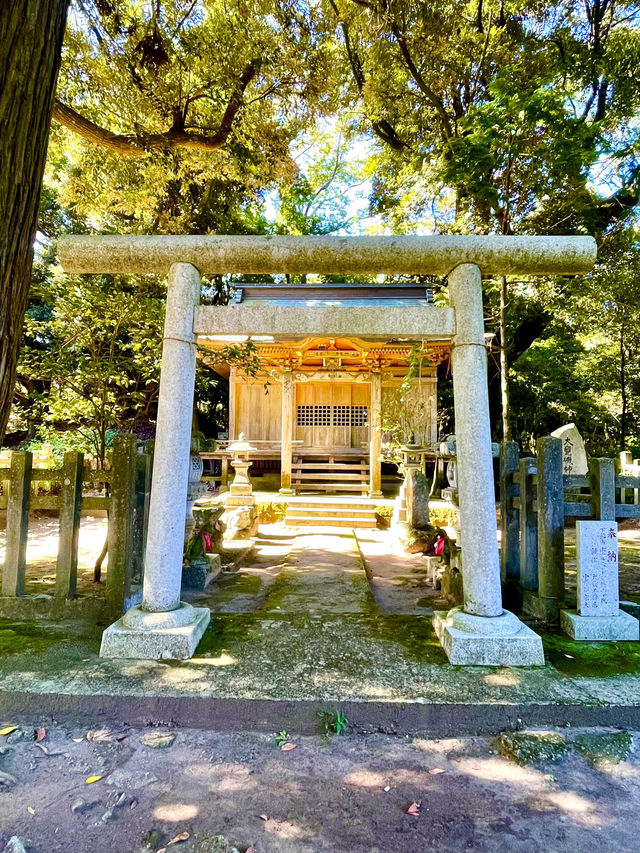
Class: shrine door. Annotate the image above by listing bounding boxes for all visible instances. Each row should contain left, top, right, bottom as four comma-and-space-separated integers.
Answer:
295, 382, 369, 451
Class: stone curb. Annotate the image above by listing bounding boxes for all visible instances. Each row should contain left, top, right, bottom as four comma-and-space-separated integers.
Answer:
2, 691, 640, 736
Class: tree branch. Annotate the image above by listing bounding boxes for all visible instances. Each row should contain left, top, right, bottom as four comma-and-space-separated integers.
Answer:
52, 59, 261, 157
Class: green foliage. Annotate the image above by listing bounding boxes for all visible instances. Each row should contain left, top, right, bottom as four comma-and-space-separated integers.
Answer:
274, 730, 289, 747
51, 0, 341, 233
316, 709, 349, 737
16, 267, 164, 464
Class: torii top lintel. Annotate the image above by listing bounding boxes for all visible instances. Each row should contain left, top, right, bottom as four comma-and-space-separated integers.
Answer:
58, 234, 596, 277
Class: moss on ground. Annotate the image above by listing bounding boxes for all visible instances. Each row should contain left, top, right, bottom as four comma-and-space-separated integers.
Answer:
496, 731, 569, 765
213, 571, 264, 603
575, 731, 632, 767
542, 630, 640, 677
0, 623, 64, 657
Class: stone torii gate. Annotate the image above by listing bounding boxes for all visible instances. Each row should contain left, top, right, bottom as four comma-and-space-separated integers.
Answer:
58, 234, 596, 665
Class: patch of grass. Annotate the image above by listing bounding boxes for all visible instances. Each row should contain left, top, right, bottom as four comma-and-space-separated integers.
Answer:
496, 731, 569, 765
575, 731, 632, 767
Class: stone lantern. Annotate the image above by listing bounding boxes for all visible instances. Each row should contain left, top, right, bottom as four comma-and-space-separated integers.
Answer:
222, 433, 258, 539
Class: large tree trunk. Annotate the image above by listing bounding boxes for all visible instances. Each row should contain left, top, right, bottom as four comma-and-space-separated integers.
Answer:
0, 0, 69, 443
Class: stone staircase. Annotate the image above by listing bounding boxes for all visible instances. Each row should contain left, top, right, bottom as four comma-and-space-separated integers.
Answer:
285, 497, 378, 529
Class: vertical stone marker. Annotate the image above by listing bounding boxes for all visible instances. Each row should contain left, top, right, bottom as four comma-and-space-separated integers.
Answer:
550, 423, 588, 476
561, 521, 639, 640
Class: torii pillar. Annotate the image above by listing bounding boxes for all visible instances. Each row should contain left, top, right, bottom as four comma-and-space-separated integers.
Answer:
58, 234, 595, 664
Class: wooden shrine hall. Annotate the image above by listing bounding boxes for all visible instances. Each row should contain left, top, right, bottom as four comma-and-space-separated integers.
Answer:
198, 283, 452, 496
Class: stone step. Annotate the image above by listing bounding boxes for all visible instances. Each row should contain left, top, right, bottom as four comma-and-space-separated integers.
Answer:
287, 499, 378, 509
284, 516, 377, 528
287, 507, 376, 519
293, 472, 369, 481
291, 483, 370, 492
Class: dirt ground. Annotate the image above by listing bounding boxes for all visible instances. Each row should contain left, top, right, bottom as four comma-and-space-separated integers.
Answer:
1, 722, 639, 853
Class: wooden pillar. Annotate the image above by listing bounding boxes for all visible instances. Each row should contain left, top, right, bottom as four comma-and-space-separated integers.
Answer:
55, 451, 84, 599
228, 370, 237, 441
280, 371, 294, 495
2, 451, 32, 597
369, 371, 383, 497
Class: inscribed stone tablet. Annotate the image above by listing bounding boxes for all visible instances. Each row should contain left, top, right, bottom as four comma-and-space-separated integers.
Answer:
576, 520, 619, 617
550, 423, 588, 475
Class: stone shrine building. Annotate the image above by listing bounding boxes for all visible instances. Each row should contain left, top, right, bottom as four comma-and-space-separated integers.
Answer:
199, 283, 450, 496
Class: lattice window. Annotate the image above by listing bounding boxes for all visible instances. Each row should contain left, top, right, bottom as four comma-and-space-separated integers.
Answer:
315, 405, 331, 426
297, 405, 314, 427
333, 405, 351, 426
297, 405, 333, 426
351, 405, 368, 427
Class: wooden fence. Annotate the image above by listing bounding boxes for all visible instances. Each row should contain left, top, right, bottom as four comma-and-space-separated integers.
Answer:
0, 434, 151, 616
499, 436, 640, 623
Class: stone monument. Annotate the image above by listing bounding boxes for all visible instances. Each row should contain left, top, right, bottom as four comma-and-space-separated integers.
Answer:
561, 521, 639, 640
550, 423, 588, 476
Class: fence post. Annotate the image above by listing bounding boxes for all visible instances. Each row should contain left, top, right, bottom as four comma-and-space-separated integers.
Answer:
519, 458, 538, 591
590, 457, 616, 520
106, 434, 138, 613
56, 452, 84, 598
2, 451, 32, 596
536, 436, 564, 622
500, 441, 520, 582
131, 450, 152, 584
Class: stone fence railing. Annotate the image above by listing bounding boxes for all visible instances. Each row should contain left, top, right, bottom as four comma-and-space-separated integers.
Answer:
0, 434, 150, 617
499, 438, 640, 624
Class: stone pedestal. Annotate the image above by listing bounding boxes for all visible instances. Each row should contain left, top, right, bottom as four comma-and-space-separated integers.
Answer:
182, 553, 222, 590
560, 609, 639, 641
436, 263, 544, 666
100, 602, 210, 660
433, 606, 545, 666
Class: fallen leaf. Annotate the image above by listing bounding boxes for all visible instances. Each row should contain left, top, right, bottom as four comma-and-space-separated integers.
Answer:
130, 799, 138, 809
85, 775, 103, 784
280, 742, 296, 751
405, 801, 421, 817
27, 806, 35, 815
0, 726, 17, 736
140, 731, 176, 749
168, 832, 189, 845
428, 768, 445, 775
259, 814, 268, 821
86, 728, 116, 742
116, 735, 128, 742
35, 727, 46, 743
